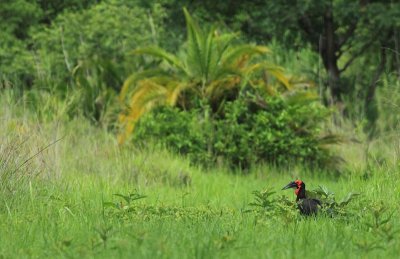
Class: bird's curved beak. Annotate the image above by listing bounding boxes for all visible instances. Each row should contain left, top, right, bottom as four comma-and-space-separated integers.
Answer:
282, 181, 297, 190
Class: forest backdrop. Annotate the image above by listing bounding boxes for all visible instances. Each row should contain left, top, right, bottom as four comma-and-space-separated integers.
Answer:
1, 0, 400, 170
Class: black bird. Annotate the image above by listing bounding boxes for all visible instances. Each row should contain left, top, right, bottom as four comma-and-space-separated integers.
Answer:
282, 180, 321, 215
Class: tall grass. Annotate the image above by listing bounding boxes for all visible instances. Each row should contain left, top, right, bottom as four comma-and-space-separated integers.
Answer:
0, 137, 33, 211
1, 89, 400, 258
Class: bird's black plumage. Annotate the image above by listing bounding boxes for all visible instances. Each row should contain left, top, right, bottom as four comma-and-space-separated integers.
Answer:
297, 198, 321, 215
282, 180, 321, 215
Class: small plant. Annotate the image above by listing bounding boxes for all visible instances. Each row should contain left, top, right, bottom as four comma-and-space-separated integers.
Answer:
354, 202, 399, 253
113, 192, 147, 206
310, 185, 360, 216
364, 202, 398, 242
246, 188, 297, 222
248, 189, 277, 211
94, 225, 114, 249
103, 190, 147, 212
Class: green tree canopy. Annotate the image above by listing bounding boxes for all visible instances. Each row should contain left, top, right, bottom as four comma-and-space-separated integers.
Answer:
153, 0, 400, 107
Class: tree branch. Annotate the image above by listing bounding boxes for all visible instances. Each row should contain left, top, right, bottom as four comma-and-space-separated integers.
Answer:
339, 37, 377, 73
336, 41, 354, 59
338, 21, 358, 48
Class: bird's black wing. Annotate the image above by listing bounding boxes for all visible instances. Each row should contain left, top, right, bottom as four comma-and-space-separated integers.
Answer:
298, 199, 321, 215
312, 198, 322, 206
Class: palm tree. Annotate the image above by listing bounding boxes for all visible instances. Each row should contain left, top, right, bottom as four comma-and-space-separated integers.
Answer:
118, 8, 291, 144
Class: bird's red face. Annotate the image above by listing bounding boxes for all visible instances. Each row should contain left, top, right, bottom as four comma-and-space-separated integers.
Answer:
294, 180, 303, 195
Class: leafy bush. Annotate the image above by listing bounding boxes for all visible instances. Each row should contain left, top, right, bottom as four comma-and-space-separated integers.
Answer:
213, 95, 333, 168
133, 92, 340, 170
309, 185, 360, 217
132, 106, 209, 165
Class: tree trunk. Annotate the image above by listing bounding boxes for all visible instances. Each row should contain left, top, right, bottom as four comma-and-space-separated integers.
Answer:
365, 47, 386, 111
321, 3, 342, 103
363, 46, 386, 137
395, 29, 400, 81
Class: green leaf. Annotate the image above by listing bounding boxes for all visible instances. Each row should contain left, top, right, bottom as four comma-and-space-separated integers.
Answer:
338, 192, 360, 207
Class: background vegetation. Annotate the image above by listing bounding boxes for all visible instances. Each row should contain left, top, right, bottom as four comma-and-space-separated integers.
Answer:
1, 0, 400, 258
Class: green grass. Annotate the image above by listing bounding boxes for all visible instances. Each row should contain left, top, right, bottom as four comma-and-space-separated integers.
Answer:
1, 93, 400, 258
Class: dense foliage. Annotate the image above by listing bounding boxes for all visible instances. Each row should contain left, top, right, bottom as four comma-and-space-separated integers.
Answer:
1, 0, 399, 169
164, 1, 400, 113
116, 10, 337, 169
1, 0, 165, 122
133, 93, 337, 169
118, 8, 290, 144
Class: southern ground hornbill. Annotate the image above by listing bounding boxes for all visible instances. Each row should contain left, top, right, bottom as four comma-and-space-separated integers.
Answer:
282, 180, 321, 215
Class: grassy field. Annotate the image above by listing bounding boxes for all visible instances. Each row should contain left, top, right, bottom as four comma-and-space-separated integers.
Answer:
1, 93, 400, 258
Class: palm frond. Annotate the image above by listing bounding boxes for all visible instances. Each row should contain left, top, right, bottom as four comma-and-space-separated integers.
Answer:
261, 64, 291, 90
118, 78, 183, 144
119, 69, 169, 102
222, 45, 270, 67
165, 81, 190, 106
209, 32, 238, 80
184, 7, 206, 79
204, 28, 217, 82
288, 76, 316, 90
205, 76, 241, 100
132, 47, 187, 74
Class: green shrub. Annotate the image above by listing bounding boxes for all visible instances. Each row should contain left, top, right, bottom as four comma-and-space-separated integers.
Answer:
132, 106, 209, 165
132, 93, 339, 170
214, 95, 335, 168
